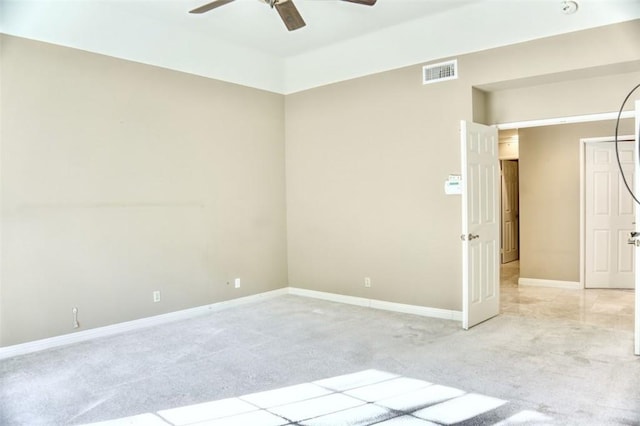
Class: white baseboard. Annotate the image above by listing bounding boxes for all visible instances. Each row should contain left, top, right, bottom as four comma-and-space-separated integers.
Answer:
288, 287, 462, 321
370, 299, 462, 321
518, 277, 581, 290
1, 286, 461, 360
0, 288, 289, 360
288, 287, 370, 307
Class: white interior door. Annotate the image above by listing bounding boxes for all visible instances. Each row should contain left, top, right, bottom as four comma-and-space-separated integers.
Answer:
461, 121, 500, 330
501, 160, 519, 264
585, 141, 635, 289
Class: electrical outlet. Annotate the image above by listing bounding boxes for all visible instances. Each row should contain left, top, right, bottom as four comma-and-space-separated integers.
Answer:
234, 278, 241, 289
153, 290, 161, 303
364, 277, 371, 288
72, 307, 79, 329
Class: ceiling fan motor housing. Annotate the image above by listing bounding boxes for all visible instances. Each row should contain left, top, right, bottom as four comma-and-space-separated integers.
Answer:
189, 0, 377, 32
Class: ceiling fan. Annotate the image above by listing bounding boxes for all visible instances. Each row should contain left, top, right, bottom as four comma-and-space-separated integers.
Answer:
189, 0, 377, 32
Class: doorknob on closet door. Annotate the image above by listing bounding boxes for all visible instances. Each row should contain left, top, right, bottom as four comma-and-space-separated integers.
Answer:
628, 238, 640, 247
460, 233, 480, 241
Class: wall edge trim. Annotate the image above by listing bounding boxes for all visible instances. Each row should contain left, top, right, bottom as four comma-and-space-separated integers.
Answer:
518, 277, 581, 289
496, 111, 635, 130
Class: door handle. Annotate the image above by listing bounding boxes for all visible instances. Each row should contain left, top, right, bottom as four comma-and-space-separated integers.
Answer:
460, 233, 480, 241
627, 238, 640, 247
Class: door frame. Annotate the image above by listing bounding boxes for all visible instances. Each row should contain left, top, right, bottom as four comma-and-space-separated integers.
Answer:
579, 135, 635, 289
635, 99, 640, 355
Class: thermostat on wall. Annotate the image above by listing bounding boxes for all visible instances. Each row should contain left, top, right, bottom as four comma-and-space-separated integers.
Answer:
445, 174, 462, 195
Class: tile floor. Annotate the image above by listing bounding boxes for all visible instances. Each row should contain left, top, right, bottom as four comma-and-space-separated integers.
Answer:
83, 370, 553, 426
500, 260, 634, 331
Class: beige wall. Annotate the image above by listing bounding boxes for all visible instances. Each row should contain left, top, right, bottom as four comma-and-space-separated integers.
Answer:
2, 20, 640, 346
519, 119, 635, 282
285, 20, 640, 311
486, 70, 640, 124
0, 36, 288, 346
285, 64, 470, 309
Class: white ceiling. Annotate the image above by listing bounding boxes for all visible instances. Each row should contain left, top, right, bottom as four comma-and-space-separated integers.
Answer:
135, 0, 482, 58
1, 0, 639, 94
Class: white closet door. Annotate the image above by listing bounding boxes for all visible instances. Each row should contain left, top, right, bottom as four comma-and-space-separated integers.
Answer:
585, 141, 635, 289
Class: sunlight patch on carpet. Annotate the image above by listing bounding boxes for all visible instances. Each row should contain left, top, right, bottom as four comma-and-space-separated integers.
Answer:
83, 369, 554, 425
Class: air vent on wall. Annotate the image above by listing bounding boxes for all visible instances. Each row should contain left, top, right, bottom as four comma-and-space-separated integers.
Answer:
422, 59, 458, 85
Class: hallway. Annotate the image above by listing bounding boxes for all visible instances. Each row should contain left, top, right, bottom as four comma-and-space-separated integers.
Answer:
500, 261, 634, 331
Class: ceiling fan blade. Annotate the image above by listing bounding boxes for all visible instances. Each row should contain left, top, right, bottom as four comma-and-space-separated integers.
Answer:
275, 0, 306, 31
341, 0, 377, 5
189, 0, 235, 14
343, 0, 377, 6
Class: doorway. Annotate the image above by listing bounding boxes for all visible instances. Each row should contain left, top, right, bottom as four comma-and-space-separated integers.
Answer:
501, 160, 519, 264
497, 127, 636, 334
498, 129, 520, 266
